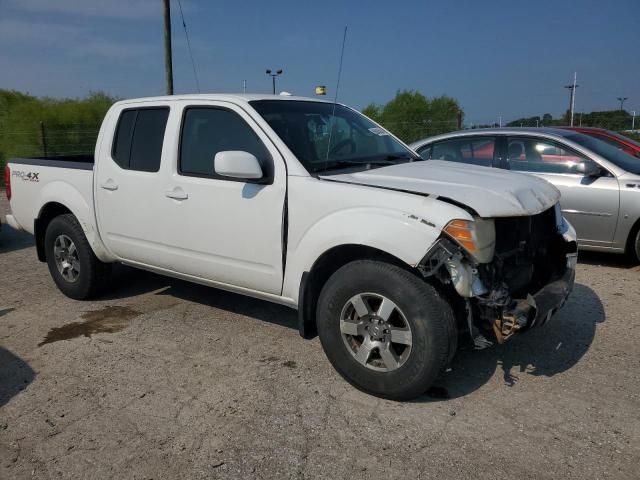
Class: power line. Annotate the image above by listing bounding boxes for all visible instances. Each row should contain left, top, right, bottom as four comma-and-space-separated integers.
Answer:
176, 0, 201, 93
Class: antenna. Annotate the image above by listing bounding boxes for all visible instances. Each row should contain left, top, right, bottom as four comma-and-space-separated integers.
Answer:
177, 0, 201, 93
324, 25, 348, 166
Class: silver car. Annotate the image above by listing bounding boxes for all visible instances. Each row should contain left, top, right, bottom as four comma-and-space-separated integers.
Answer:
410, 128, 640, 261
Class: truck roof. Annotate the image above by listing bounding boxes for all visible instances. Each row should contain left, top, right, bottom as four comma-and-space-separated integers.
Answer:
115, 93, 333, 106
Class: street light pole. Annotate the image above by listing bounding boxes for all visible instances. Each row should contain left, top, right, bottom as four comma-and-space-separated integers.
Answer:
265, 69, 283, 94
617, 97, 628, 111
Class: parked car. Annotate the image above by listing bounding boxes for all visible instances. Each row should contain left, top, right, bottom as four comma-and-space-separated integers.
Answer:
5, 95, 577, 400
411, 128, 640, 262
559, 126, 640, 158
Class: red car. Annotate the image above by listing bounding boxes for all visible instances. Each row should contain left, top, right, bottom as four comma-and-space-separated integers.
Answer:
560, 127, 640, 158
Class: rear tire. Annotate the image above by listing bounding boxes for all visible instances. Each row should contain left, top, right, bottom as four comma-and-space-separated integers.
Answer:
316, 260, 455, 400
44, 214, 111, 299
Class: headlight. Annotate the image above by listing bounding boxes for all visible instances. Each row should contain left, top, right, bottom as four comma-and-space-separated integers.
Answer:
444, 218, 495, 263
554, 202, 568, 234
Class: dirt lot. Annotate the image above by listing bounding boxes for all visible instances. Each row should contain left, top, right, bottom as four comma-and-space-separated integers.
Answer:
1, 192, 639, 480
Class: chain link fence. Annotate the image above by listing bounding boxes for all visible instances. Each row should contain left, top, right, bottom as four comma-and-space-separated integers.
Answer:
0, 123, 101, 159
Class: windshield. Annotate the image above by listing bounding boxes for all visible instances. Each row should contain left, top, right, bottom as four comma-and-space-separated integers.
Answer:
565, 133, 640, 175
250, 100, 420, 174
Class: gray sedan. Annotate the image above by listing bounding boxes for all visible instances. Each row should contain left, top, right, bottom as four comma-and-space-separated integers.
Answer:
410, 128, 640, 261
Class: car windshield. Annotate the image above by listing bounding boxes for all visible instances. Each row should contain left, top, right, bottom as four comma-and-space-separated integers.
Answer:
250, 100, 420, 174
565, 133, 640, 175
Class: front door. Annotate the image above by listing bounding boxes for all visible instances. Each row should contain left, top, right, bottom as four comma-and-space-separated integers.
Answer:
159, 101, 286, 294
505, 136, 619, 246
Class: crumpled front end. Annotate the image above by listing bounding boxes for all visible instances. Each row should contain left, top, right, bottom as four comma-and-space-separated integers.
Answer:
419, 204, 577, 348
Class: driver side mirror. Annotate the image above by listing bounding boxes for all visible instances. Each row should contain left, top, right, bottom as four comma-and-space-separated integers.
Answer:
576, 161, 602, 177
214, 151, 264, 180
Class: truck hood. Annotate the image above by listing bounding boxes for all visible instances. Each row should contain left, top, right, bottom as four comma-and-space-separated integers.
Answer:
321, 160, 560, 217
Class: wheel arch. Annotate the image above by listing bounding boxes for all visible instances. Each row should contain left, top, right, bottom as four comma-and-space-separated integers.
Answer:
33, 182, 113, 263
297, 244, 417, 339
34, 202, 74, 262
625, 216, 640, 262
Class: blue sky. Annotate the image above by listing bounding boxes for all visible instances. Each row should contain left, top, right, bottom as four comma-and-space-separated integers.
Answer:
0, 0, 638, 123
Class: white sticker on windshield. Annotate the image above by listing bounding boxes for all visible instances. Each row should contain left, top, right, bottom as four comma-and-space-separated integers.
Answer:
368, 127, 390, 136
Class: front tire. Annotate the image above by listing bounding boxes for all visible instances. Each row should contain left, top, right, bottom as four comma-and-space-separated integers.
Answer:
633, 229, 640, 264
44, 214, 111, 299
316, 260, 456, 400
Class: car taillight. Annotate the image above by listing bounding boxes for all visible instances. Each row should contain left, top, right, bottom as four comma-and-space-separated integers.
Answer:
4, 165, 10, 201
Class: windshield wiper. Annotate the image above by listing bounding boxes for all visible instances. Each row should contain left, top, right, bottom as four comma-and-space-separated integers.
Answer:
383, 153, 421, 161
315, 154, 421, 173
316, 159, 400, 173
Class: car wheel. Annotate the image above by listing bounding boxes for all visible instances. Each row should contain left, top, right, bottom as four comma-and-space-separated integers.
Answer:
634, 228, 640, 264
316, 260, 455, 400
44, 214, 111, 299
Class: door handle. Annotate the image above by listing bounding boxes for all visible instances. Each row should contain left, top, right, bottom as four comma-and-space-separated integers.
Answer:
100, 180, 118, 191
165, 188, 188, 200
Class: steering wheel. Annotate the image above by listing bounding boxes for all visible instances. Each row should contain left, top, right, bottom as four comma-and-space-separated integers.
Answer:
329, 138, 356, 156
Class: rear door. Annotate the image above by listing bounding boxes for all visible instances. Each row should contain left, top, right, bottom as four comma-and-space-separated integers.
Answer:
95, 105, 172, 265
504, 136, 620, 246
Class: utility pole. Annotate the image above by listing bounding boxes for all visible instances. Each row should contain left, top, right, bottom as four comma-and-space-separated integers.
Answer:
243, 80, 247, 93
617, 97, 628, 111
632, 111, 636, 130
564, 72, 578, 126
498, 115, 502, 127
163, 0, 174, 95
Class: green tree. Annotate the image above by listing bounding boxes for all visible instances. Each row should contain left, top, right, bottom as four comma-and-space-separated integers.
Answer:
361, 103, 381, 123
578, 110, 632, 130
361, 90, 463, 143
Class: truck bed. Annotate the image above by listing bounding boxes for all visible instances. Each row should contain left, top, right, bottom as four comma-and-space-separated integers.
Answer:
9, 155, 94, 171
7, 155, 95, 236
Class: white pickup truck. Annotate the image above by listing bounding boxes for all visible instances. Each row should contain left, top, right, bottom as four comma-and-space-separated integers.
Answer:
5, 94, 578, 400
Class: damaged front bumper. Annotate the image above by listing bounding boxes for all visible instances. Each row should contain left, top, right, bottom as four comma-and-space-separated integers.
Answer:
491, 251, 576, 343
419, 216, 578, 347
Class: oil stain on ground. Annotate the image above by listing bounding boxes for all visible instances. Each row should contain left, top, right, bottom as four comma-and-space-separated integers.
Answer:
38, 305, 141, 347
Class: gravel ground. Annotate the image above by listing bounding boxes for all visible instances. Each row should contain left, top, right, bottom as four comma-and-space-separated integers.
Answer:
1, 191, 639, 479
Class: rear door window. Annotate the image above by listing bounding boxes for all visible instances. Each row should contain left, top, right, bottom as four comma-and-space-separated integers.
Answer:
429, 137, 496, 167
111, 107, 169, 172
